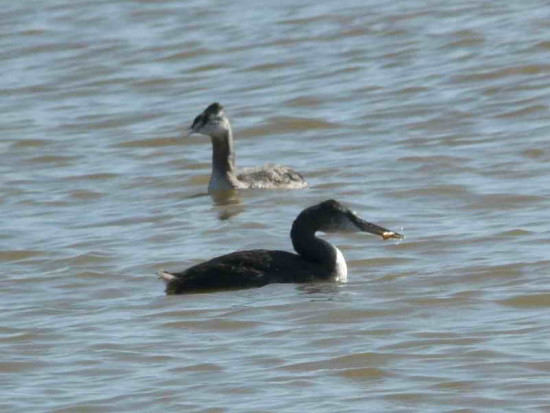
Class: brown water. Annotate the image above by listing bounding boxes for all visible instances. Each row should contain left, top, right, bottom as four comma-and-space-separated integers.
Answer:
2, 0, 550, 411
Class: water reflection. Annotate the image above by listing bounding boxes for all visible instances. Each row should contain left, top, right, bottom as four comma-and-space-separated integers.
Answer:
296, 281, 342, 299
182, 190, 244, 220
210, 189, 244, 220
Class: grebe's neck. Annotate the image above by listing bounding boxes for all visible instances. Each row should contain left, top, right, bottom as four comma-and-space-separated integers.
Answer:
290, 214, 346, 280
209, 127, 239, 191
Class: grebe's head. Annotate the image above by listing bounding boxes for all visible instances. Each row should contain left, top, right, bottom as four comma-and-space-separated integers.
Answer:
306, 199, 403, 240
185, 102, 230, 139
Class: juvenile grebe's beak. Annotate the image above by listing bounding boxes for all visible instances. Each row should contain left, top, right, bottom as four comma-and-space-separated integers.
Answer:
181, 126, 194, 138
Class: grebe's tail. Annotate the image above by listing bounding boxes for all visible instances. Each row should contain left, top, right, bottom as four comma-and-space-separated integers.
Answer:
158, 270, 176, 284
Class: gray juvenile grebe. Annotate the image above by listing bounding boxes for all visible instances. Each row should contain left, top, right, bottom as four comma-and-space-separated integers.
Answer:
158, 199, 403, 294
184, 103, 308, 192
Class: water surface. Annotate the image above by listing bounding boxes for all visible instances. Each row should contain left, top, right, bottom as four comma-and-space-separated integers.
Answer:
2, 0, 550, 411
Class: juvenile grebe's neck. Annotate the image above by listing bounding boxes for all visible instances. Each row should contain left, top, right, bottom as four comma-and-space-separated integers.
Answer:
209, 127, 239, 191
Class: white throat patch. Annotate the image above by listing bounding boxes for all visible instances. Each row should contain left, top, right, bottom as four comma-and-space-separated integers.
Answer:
333, 246, 348, 282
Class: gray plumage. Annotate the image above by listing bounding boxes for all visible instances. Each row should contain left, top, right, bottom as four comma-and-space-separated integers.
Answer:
184, 103, 308, 192
237, 165, 307, 189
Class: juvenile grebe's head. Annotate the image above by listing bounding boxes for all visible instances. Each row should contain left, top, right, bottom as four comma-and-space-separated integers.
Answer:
185, 102, 231, 139
306, 199, 403, 239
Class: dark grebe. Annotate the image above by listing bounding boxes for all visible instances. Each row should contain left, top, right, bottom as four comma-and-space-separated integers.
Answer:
184, 103, 308, 192
159, 200, 402, 294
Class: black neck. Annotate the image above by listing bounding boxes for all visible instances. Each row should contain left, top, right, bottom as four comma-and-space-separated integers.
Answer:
290, 213, 337, 274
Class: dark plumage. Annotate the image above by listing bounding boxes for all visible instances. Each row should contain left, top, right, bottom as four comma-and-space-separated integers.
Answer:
163, 250, 325, 294
159, 200, 403, 295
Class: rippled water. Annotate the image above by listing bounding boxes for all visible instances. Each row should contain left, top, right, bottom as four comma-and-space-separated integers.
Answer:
2, 0, 550, 411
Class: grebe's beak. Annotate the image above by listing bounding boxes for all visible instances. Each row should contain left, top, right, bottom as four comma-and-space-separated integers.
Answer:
349, 213, 404, 240
320, 205, 404, 240
181, 126, 194, 138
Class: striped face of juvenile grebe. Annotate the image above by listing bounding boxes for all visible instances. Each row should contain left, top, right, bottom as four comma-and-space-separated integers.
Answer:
184, 103, 231, 139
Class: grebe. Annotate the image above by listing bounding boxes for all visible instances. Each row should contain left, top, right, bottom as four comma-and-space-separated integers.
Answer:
158, 199, 402, 294
184, 103, 308, 192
